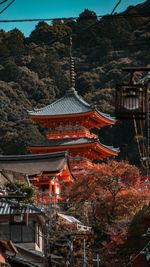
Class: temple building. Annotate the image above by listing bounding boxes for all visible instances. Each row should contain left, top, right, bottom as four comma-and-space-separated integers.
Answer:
0, 151, 73, 204
27, 38, 119, 197
27, 87, 119, 174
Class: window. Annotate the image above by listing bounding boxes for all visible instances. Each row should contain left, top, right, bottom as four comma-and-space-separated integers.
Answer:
0, 222, 35, 243
41, 184, 49, 192
35, 223, 41, 247
22, 222, 35, 242
0, 223, 9, 240
52, 184, 55, 194
11, 224, 22, 242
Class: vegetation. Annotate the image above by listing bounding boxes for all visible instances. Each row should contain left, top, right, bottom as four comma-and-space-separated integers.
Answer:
0, 1, 149, 163
5, 181, 36, 203
63, 160, 150, 266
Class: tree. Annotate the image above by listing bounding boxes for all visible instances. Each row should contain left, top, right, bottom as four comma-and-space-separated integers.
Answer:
77, 9, 98, 25
5, 181, 36, 203
63, 161, 149, 267
29, 21, 71, 44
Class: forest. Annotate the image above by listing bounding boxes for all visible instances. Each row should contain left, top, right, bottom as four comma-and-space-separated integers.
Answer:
0, 0, 150, 165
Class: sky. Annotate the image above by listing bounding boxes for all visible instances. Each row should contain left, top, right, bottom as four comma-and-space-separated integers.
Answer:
0, 0, 146, 36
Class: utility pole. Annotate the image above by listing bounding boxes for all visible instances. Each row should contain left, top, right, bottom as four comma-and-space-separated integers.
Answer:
93, 254, 101, 267
83, 239, 87, 267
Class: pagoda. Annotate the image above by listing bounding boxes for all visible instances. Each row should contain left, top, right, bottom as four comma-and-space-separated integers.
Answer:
27, 38, 119, 175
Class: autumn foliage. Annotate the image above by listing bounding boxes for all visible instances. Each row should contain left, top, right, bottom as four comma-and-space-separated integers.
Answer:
63, 160, 150, 267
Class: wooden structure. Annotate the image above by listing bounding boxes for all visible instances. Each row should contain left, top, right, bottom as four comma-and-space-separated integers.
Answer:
0, 152, 73, 204
27, 88, 119, 175
115, 67, 150, 120
27, 38, 118, 200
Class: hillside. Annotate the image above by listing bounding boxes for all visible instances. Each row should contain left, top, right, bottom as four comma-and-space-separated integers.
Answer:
0, 0, 150, 165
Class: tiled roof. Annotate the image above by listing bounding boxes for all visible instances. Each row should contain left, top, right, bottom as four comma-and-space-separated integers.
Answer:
0, 199, 43, 216
29, 138, 119, 153
0, 151, 68, 176
29, 137, 96, 147
28, 88, 91, 116
28, 88, 115, 122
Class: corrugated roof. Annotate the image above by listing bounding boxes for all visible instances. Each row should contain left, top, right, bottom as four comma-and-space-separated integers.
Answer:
28, 88, 115, 123
0, 199, 43, 216
0, 151, 68, 176
57, 213, 82, 224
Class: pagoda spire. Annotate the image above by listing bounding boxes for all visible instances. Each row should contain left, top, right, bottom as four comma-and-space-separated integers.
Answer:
66, 36, 76, 95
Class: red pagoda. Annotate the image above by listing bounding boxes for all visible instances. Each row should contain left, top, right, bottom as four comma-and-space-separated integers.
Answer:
27, 38, 119, 194
27, 87, 119, 168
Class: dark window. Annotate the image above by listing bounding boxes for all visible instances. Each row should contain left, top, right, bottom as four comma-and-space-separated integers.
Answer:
0, 222, 35, 243
22, 222, 35, 242
11, 224, 22, 242
41, 184, 49, 192
52, 184, 55, 193
0, 223, 9, 240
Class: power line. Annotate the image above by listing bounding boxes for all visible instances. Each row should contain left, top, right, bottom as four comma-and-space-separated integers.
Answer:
111, 0, 122, 15
122, 240, 150, 267
0, 12, 149, 23
0, 0, 15, 15
0, 0, 9, 5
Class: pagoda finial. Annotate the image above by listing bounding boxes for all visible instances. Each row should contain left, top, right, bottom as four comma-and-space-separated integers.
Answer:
69, 36, 75, 90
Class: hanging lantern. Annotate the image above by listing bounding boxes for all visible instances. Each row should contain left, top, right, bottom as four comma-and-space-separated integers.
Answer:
116, 84, 147, 119
123, 90, 139, 110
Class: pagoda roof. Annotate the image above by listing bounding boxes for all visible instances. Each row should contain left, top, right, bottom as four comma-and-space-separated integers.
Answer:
28, 88, 115, 123
28, 138, 119, 155
0, 151, 72, 176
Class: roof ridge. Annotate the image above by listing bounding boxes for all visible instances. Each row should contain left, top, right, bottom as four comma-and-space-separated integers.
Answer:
0, 151, 68, 161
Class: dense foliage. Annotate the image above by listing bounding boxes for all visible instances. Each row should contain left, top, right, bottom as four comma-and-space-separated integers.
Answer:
62, 160, 150, 266
0, 1, 149, 166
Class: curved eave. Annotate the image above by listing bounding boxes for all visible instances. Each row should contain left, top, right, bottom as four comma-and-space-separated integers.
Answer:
93, 110, 116, 127
28, 110, 116, 128
95, 142, 119, 157
27, 141, 119, 158
95, 108, 116, 125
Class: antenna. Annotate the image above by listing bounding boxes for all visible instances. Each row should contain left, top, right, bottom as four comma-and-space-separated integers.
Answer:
69, 36, 75, 89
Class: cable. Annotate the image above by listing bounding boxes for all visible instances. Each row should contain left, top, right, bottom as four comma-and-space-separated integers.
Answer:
111, 0, 122, 15
122, 240, 150, 267
0, 0, 15, 15
0, 0, 9, 4
0, 12, 149, 23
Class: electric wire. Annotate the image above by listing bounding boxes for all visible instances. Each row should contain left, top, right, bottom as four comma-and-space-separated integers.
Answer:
0, 12, 149, 23
122, 240, 150, 267
111, 0, 122, 15
0, 0, 15, 15
133, 115, 142, 158
0, 0, 9, 5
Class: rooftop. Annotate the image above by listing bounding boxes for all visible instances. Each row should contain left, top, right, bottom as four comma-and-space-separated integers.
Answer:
0, 199, 43, 216
28, 138, 119, 153
28, 88, 115, 123
0, 151, 69, 176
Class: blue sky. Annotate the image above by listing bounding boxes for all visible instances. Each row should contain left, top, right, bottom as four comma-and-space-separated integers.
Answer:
0, 0, 146, 36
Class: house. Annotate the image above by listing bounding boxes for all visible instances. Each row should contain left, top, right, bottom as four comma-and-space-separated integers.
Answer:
0, 198, 47, 267
56, 213, 91, 232
0, 151, 73, 205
